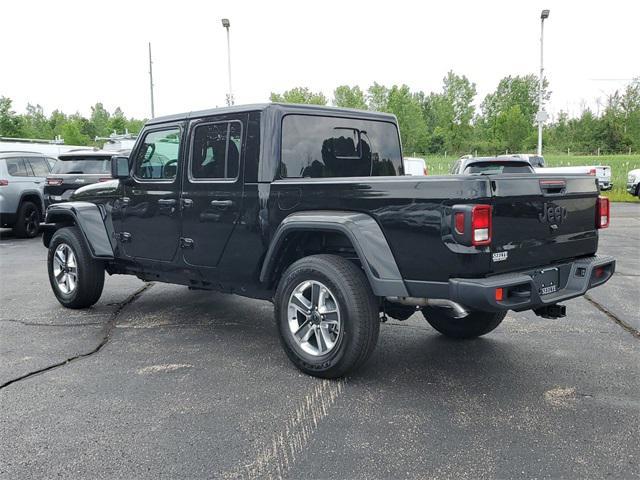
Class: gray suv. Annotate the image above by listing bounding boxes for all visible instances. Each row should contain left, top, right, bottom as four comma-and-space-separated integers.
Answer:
0, 152, 56, 237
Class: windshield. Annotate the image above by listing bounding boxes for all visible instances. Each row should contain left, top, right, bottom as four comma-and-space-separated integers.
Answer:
464, 161, 533, 175
52, 157, 111, 174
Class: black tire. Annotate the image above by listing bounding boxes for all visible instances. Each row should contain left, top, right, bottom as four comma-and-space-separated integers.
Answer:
635, 184, 640, 197
422, 307, 506, 339
275, 254, 380, 378
47, 226, 105, 309
13, 201, 40, 238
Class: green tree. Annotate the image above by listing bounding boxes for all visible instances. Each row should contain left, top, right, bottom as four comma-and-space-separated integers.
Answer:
109, 107, 127, 133
366, 83, 389, 112
270, 87, 327, 105
0, 96, 23, 137
333, 85, 367, 109
90, 102, 111, 137
495, 105, 530, 152
385, 85, 428, 154
22, 104, 53, 139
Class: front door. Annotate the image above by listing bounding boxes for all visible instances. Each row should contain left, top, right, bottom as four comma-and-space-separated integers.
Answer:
121, 125, 184, 262
181, 115, 245, 268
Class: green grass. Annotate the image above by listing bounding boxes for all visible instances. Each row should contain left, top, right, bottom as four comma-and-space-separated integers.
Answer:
417, 153, 640, 202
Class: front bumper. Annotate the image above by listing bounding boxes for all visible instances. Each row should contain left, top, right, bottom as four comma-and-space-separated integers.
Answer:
448, 255, 615, 312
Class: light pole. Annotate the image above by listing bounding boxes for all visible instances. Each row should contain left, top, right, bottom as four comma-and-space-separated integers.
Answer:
148, 42, 155, 118
221, 18, 234, 106
537, 9, 550, 156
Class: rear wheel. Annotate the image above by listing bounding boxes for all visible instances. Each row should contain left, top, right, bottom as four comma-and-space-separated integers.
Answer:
48, 226, 105, 309
13, 201, 40, 238
635, 184, 640, 197
275, 254, 379, 378
423, 307, 506, 339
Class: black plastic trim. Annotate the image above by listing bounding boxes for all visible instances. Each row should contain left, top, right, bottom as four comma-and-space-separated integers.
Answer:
260, 210, 408, 297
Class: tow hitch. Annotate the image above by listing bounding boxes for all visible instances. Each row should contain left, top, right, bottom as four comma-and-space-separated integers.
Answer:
533, 304, 566, 319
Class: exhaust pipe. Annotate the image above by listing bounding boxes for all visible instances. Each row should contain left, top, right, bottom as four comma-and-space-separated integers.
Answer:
386, 297, 469, 318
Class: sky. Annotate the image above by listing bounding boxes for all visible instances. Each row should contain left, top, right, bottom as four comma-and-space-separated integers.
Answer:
1, 0, 638, 121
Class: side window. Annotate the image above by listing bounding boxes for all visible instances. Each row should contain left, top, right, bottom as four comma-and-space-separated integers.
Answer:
280, 115, 403, 179
134, 128, 181, 180
190, 121, 241, 180
6, 158, 30, 177
27, 157, 50, 177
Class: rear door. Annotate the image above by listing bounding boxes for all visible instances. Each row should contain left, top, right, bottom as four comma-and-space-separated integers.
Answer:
489, 175, 600, 273
180, 114, 245, 268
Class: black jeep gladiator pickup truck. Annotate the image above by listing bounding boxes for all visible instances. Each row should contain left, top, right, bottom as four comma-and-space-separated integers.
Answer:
41, 103, 615, 378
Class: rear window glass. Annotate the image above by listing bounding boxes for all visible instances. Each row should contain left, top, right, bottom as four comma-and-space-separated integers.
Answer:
52, 157, 112, 174
280, 115, 403, 178
464, 162, 533, 174
5, 158, 30, 176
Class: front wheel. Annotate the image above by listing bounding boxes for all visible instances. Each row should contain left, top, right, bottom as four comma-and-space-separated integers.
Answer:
423, 307, 506, 339
48, 226, 105, 309
275, 254, 380, 378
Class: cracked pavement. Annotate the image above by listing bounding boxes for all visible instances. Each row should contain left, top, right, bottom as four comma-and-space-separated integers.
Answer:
0, 204, 638, 479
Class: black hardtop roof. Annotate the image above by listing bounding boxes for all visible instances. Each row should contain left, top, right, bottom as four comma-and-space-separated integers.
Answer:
146, 103, 397, 126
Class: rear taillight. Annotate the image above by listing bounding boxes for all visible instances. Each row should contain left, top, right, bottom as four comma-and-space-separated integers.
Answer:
596, 196, 609, 228
471, 204, 492, 245
98, 177, 112, 182
47, 178, 63, 186
454, 212, 465, 234
423, 166, 428, 176
0, 179, 8, 186
589, 168, 596, 176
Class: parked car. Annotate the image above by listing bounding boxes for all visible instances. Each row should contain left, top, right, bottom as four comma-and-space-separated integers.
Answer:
41, 104, 615, 378
535, 165, 612, 190
450, 156, 534, 175
627, 169, 640, 197
0, 152, 56, 237
44, 150, 115, 207
498, 153, 546, 167
403, 157, 427, 175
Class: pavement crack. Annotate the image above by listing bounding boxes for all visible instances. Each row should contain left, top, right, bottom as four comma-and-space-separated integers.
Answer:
0, 282, 153, 391
584, 294, 640, 339
0, 319, 103, 327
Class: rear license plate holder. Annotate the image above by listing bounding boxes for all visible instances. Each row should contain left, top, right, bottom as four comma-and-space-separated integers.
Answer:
531, 268, 559, 296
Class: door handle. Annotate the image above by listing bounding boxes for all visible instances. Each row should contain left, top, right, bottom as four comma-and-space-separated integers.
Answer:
210, 200, 234, 207
158, 199, 177, 206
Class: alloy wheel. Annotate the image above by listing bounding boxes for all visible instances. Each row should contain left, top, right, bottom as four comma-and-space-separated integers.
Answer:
287, 280, 342, 356
53, 243, 78, 294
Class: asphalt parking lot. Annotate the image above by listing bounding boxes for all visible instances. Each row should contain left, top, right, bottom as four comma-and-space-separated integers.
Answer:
1, 204, 638, 479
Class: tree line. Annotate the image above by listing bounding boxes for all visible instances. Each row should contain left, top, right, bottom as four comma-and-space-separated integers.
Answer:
1, 72, 638, 155
0, 98, 145, 146
271, 74, 640, 156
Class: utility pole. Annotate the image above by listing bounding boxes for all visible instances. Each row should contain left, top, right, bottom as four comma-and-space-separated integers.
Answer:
148, 42, 155, 118
221, 18, 234, 106
537, 9, 550, 156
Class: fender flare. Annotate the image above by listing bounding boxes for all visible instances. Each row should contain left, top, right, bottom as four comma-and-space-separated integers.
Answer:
18, 190, 45, 214
42, 202, 114, 259
260, 210, 408, 297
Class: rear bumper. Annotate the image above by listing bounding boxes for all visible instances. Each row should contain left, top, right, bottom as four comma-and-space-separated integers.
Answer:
406, 255, 615, 312
448, 255, 615, 312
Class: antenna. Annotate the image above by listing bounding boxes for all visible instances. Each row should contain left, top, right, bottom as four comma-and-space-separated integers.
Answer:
148, 42, 155, 118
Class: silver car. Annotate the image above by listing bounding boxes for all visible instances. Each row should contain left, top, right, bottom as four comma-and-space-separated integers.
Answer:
0, 152, 55, 237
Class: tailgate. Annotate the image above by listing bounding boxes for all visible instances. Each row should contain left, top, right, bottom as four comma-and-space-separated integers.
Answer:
489, 175, 599, 274
46, 174, 105, 197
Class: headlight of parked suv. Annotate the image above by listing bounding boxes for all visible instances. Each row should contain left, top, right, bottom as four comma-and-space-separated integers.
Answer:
629, 174, 637, 183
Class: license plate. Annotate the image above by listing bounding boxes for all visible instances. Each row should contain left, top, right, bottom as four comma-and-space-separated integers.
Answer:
531, 268, 559, 296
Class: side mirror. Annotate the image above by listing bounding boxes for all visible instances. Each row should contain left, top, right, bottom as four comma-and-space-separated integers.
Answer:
111, 155, 130, 179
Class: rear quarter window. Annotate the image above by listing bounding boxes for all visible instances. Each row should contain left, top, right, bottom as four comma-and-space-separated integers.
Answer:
280, 115, 403, 178
5, 158, 31, 177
